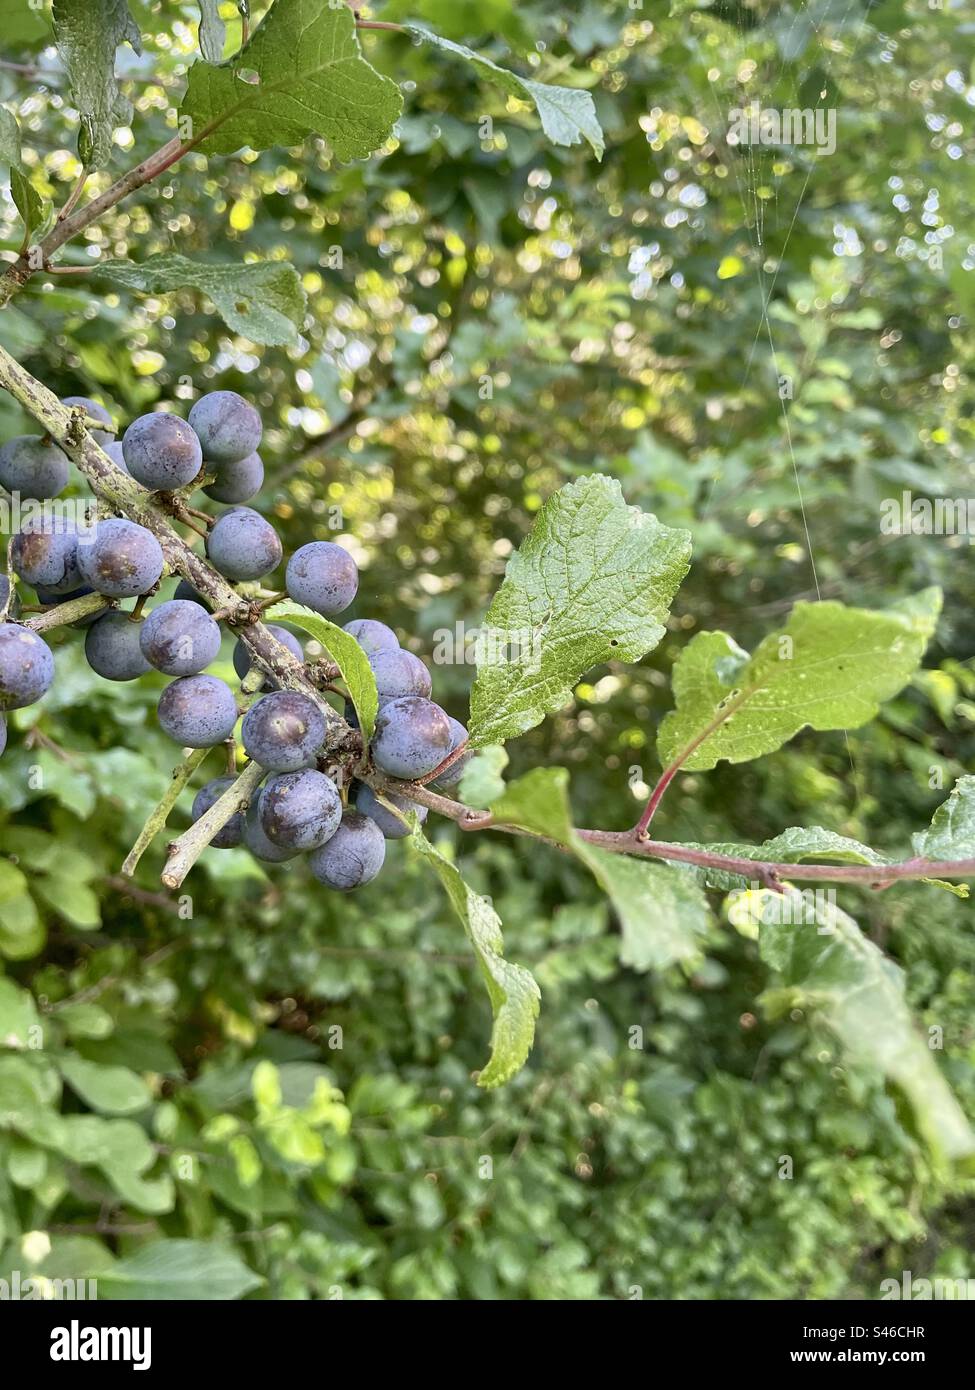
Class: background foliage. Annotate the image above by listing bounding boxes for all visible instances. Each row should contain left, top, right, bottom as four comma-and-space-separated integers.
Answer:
1, 0, 974, 1300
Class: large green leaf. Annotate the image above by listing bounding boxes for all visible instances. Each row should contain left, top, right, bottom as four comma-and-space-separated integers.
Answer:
469, 475, 691, 745
489, 767, 712, 970
51, 0, 141, 168
97, 255, 307, 347
98, 1240, 262, 1300
412, 829, 539, 1087
179, 0, 403, 161
747, 889, 975, 1165
408, 27, 605, 157
266, 600, 378, 742
657, 590, 942, 771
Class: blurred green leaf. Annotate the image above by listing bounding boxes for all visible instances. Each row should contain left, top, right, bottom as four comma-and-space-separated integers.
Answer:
99, 1240, 262, 1300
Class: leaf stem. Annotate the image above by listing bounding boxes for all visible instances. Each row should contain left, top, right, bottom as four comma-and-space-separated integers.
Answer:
56, 170, 89, 225
634, 689, 751, 836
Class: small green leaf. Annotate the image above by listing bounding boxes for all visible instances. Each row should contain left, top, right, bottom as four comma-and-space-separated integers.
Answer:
266, 600, 378, 742
9, 167, 47, 240
51, 0, 142, 170
58, 1056, 151, 1116
469, 475, 691, 746
408, 26, 605, 157
98, 1240, 263, 1300
458, 745, 508, 807
746, 890, 975, 1165
0, 106, 22, 169
97, 254, 307, 347
658, 590, 942, 772
412, 828, 540, 1087
0, 977, 41, 1050
489, 767, 711, 970
179, 0, 403, 162
53, 1114, 155, 1185
0, 884, 43, 961
35, 876, 101, 930
912, 776, 975, 860
56, 1002, 114, 1040
0, 861, 28, 906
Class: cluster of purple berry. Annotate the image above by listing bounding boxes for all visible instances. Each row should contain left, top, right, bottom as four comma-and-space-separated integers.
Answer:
0, 392, 471, 889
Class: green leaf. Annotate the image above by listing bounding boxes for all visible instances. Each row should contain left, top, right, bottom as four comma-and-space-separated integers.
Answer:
56, 1002, 114, 1040
577, 848, 711, 972
51, 0, 142, 169
658, 590, 942, 772
0, 1055, 58, 1130
35, 876, 101, 930
458, 745, 508, 808
198, 0, 226, 62
412, 828, 540, 1087
0, 866, 43, 961
179, 0, 403, 162
266, 600, 378, 742
469, 475, 691, 746
22, 751, 96, 819
489, 767, 711, 970
9, 167, 47, 241
407, 26, 605, 158
0, 861, 29, 906
96, 254, 307, 347
54, 1114, 154, 1181
0, 0, 49, 43
0, 977, 41, 1050
747, 889, 975, 1164
58, 1056, 151, 1116
912, 776, 975, 859
98, 1239, 263, 1300
0, 106, 22, 169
